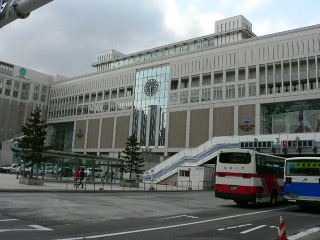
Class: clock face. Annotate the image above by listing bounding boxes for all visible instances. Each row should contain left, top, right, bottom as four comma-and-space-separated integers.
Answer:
144, 79, 159, 97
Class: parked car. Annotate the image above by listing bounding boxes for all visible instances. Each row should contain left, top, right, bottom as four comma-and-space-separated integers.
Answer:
0, 164, 12, 173
58, 167, 74, 177
85, 168, 103, 178
0, 164, 19, 173
22, 165, 44, 176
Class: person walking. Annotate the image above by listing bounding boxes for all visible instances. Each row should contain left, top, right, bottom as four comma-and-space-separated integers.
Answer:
16, 164, 22, 179
79, 168, 85, 188
74, 168, 80, 187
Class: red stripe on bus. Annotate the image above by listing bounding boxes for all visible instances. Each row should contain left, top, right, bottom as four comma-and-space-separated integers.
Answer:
215, 184, 266, 194
216, 172, 283, 178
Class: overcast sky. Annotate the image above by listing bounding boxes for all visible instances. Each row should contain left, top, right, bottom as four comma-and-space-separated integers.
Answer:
1, 0, 320, 78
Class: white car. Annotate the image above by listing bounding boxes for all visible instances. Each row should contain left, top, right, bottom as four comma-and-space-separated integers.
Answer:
85, 168, 103, 178
1, 164, 19, 173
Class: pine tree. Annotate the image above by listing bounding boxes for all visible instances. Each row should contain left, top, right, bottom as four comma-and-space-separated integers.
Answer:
120, 135, 144, 180
11, 108, 52, 178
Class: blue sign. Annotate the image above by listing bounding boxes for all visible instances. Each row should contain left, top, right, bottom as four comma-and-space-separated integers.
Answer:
243, 116, 250, 123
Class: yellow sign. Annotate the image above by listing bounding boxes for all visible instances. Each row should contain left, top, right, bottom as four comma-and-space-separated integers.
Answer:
289, 162, 320, 168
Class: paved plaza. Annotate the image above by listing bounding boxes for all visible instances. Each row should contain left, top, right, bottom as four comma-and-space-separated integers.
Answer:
0, 173, 193, 192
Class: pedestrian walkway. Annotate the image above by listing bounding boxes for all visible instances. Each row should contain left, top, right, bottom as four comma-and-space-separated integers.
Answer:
0, 173, 190, 192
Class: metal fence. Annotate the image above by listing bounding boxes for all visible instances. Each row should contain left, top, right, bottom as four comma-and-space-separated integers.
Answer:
51, 178, 214, 191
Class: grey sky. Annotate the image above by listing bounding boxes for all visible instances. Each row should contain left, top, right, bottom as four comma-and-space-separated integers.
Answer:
0, 0, 320, 78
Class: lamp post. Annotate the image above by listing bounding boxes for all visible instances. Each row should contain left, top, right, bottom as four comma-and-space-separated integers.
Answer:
149, 169, 155, 191
188, 168, 192, 191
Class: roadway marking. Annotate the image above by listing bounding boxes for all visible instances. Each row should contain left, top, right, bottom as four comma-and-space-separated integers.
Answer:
240, 225, 267, 234
55, 206, 291, 240
288, 227, 320, 240
218, 223, 252, 231
0, 225, 53, 233
0, 219, 18, 222
157, 215, 199, 220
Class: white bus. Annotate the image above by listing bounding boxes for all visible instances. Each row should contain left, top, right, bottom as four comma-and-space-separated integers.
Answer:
284, 157, 320, 208
215, 149, 285, 205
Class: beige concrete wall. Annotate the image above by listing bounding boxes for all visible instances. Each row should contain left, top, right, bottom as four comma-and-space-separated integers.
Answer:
238, 104, 255, 135
189, 109, 209, 147
168, 111, 187, 148
115, 116, 130, 148
100, 118, 114, 149
86, 119, 100, 149
73, 120, 87, 149
213, 106, 234, 136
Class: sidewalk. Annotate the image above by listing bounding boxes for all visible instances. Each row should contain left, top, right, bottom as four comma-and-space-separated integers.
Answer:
0, 173, 186, 192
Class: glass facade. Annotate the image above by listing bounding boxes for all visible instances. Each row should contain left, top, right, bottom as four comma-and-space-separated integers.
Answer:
133, 65, 169, 147
97, 39, 216, 72
263, 100, 320, 134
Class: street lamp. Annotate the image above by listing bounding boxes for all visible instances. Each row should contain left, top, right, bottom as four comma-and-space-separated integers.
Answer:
149, 169, 155, 191
188, 168, 192, 191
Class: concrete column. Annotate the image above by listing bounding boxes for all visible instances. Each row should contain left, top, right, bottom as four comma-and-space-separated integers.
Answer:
186, 109, 191, 148
84, 119, 89, 154
112, 117, 117, 149
209, 106, 214, 139
234, 104, 239, 136
97, 118, 102, 156
255, 103, 260, 135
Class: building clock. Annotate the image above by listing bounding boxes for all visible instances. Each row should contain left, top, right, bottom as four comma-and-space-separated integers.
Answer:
144, 79, 159, 97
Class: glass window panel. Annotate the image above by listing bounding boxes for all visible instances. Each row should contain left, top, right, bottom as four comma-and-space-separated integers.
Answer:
195, 42, 201, 50
188, 43, 195, 51
202, 40, 209, 48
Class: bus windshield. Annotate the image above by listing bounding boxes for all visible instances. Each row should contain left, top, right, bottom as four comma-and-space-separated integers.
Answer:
219, 152, 251, 164
286, 160, 320, 176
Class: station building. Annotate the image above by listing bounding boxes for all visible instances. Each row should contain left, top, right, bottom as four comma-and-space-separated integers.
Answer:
1, 16, 320, 178
47, 16, 320, 160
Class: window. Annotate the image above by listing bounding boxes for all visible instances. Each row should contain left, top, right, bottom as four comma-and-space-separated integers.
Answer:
0, 76, 4, 94
180, 91, 189, 104
249, 82, 256, 96
13, 81, 20, 98
238, 83, 245, 98
126, 86, 133, 96
256, 155, 284, 175
5, 79, 12, 96
90, 92, 96, 102
103, 102, 109, 112
20, 83, 30, 100
201, 88, 211, 101
104, 90, 110, 100
170, 92, 179, 104
97, 91, 103, 101
77, 106, 82, 115
213, 86, 223, 100
40, 85, 47, 102
190, 89, 199, 102
226, 85, 235, 99
219, 152, 251, 164
179, 170, 190, 177
110, 102, 116, 111
286, 160, 320, 176
181, 77, 189, 88
33, 83, 40, 100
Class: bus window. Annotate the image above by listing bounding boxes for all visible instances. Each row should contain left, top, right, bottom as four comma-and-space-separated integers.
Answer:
219, 152, 251, 164
286, 160, 320, 176
256, 155, 284, 175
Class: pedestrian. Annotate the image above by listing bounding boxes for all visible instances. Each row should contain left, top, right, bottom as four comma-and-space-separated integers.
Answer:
79, 168, 85, 188
74, 168, 80, 187
16, 164, 22, 179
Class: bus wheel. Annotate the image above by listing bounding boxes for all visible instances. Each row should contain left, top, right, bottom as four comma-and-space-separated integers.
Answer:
235, 200, 248, 205
270, 190, 277, 205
